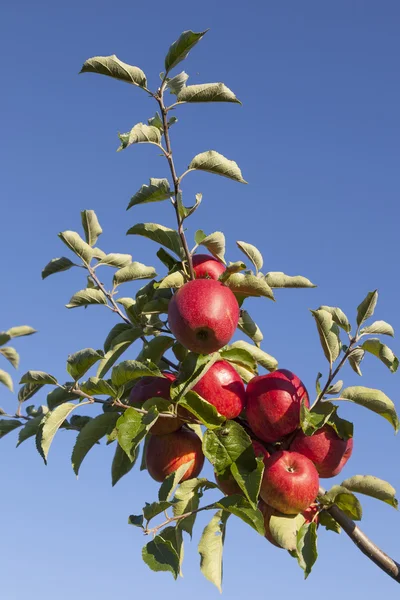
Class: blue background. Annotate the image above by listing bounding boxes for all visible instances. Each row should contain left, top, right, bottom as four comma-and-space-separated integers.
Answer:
1, 1, 399, 598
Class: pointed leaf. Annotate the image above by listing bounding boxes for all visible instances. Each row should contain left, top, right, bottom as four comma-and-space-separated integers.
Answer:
219, 348, 257, 372
113, 262, 157, 286
318, 306, 351, 333
80, 377, 118, 397
137, 336, 175, 364
72, 412, 120, 475
158, 462, 194, 501
47, 385, 79, 410
156, 248, 179, 270
228, 340, 277, 371
198, 510, 229, 592
361, 338, 398, 373
81, 210, 102, 246
296, 522, 318, 579
0, 369, 13, 391
177, 82, 240, 104
42, 257, 77, 279
171, 353, 219, 401
0, 333, 11, 346
37, 403, 79, 463
158, 271, 186, 289
324, 485, 362, 520
17, 415, 45, 446
318, 511, 341, 534
224, 273, 274, 300
166, 71, 189, 95
58, 231, 94, 264
117, 407, 158, 458
341, 475, 398, 509
348, 347, 365, 376
238, 310, 263, 344
148, 111, 163, 130
80, 55, 147, 87
336, 386, 399, 432
269, 512, 306, 551
112, 443, 138, 486
118, 123, 161, 151
165, 29, 208, 72
127, 223, 184, 258
103, 324, 133, 353
178, 390, 225, 429
189, 150, 247, 183
356, 290, 378, 326
66, 288, 106, 308
7, 326, 37, 339
360, 320, 394, 337
67, 348, 104, 380
96, 253, 132, 268
236, 241, 263, 272
173, 478, 218, 537
20, 371, 58, 385
310, 309, 341, 365
0, 347, 19, 369
198, 231, 226, 263
216, 495, 264, 534
142, 534, 179, 579
265, 272, 316, 289
97, 330, 142, 378
0, 419, 22, 438
127, 178, 171, 210
111, 360, 161, 387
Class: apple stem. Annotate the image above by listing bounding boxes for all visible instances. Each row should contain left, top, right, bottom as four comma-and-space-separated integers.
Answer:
320, 486, 400, 583
156, 88, 196, 280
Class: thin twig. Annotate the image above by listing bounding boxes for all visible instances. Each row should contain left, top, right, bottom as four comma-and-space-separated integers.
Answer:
310, 340, 356, 410
144, 502, 216, 536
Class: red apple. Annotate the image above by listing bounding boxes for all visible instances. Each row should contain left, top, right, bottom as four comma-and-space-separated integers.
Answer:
216, 440, 270, 496
258, 499, 319, 548
168, 279, 239, 354
193, 360, 246, 419
129, 372, 181, 436
290, 425, 354, 478
146, 429, 204, 482
246, 369, 309, 443
260, 450, 319, 515
192, 254, 226, 280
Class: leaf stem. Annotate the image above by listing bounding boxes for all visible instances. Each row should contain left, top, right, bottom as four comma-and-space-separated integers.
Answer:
310, 341, 356, 410
144, 501, 216, 536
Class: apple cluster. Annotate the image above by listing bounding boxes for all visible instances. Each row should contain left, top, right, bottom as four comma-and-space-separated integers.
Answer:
130, 254, 353, 546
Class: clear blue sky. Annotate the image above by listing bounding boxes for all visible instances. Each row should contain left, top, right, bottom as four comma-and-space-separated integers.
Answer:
1, 1, 399, 598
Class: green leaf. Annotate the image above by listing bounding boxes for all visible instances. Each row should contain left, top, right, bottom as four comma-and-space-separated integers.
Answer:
128, 514, 144, 528
37, 403, 79, 463
66, 288, 107, 309
238, 311, 263, 345
198, 510, 229, 592
67, 348, 104, 381
0, 419, 22, 438
300, 401, 337, 436
341, 475, 398, 509
118, 123, 161, 151
178, 390, 226, 428
337, 386, 399, 432
0, 369, 13, 391
137, 336, 175, 364
143, 500, 176, 522
80, 377, 118, 397
127, 178, 171, 210
231, 364, 255, 384
361, 338, 398, 373
173, 478, 218, 537
216, 495, 264, 534
81, 210, 102, 246
165, 29, 208, 73
203, 420, 253, 475
80, 54, 147, 87
269, 512, 306, 551
171, 353, 219, 401
189, 150, 247, 184
227, 340, 278, 371
326, 380, 344, 395
148, 111, 164, 130
142, 533, 180, 580
224, 261, 247, 275
7, 326, 37, 339
58, 230, 94, 264
0, 333, 11, 346
166, 71, 189, 95
158, 271, 186, 289
219, 348, 257, 372
17, 415, 45, 446
310, 309, 341, 365
19, 371, 57, 385
318, 511, 341, 534
236, 241, 263, 272
42, 257, 77, 279
224, 273, 274, 300
97, 330, 143, 378
265, 272, 316, 289
96, 253, 132, 268
112, 442, 138, 486
197, 231, 226, 263
360, 320, 394, 337
0, 347, 19, 369
318, 306, 351, 333
156, 248, 179, 271
230, 455, 265, 509
127, 223, 184, 258
47, 385, 79, 410
324, 486, 362, 520
296, 522, 318, 579
113, 262, 157, 286
72, 413, 119, 475
103, 324, 133, 353
158, 462, 194, 502
117, 407, 158, 459
356, 290, 378, 326
348, 348, 365, 376
177, 82, 240, 104
111, 360, 161, 388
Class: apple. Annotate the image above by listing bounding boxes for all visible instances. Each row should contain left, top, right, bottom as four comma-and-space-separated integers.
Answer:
129, 372, 181, 436
193, 360, 246, 419
168, 279, 239, 354
192, 253, 226, 280
246, 369, 309, 443
259, 450, 319, 515
290, 425, 354, 478
258, 499, 319, 548
146, 429, 204, 482
216, 440, 270, 496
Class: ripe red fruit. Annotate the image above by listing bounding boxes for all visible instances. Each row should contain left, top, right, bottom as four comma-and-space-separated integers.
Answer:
260, 450, 319, 515
129, 373, 181, 436
145, 429, 204, 482
192, 254, 226, 280
193, 360, 246, 419
216, 441, 270, 496
246, 369, 309, 443
290, 425, 354, 478
168, 279, 239, 354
